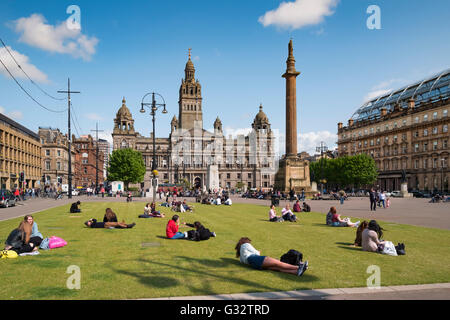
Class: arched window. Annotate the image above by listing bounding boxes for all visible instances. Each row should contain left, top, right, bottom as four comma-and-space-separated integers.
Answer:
121, 140, 128, 149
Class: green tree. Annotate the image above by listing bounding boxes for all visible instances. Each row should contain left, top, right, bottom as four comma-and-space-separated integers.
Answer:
342, 154, 378, 188
107, 148, 146, 190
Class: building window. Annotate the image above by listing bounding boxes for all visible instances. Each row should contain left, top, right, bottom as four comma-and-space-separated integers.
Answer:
82, 159, 88, 164
45, 161, 51, 170
433, 141, 438, 150
443, 109, 448, 117
414, 144, 419, 152
57, 150, 61, 157
444, 140, 448, 149
423, 114, 428, 122
364, 141, 368, 147
414, 160, 419, 169
370, 140, 374, 146
432, 127, 438, 135
248, 173, 252, 179
56, 162, 61, 170
46, 150, 50, 156
424, 159, 428, 169
423, 129, 428, 137
237, 173, 241, 179
385, 124, 389, 130
376, 138, 380, 145
443, 124, 448, 133
84, 167, 88, 174
433, 112, 438, 119
358, 142, 362, 148
364, 129, 368, 135
402, 119, 407, 126
414, 117, 419, 123
423, 142, 428, 151
393, 135, 397, 143
370, 128, 374, 134
433, 158, 438, 169
226, 173, 231, 179
414, 131, 419, 138
394, 122, 398, 128
385, 137, 389, 143
376, 127, 380, 132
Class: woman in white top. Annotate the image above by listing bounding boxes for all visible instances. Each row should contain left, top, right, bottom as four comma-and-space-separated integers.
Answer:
235, 237, 308, 276
362, 220, 385, 252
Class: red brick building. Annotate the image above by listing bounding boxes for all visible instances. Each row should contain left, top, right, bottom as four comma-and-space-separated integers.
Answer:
73, 135, 105, 188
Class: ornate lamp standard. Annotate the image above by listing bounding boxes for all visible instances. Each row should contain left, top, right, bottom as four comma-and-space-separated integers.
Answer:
140, 92, 167, 201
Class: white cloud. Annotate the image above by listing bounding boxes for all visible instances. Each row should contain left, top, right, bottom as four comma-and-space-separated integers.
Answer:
258, 0, 339, 30
298, 130, 337, 155
85, 113, 104, 121
363, 89, 392, 103
0, 45, 48, 83
13, 13, 98, 61
0, 106, 24, 120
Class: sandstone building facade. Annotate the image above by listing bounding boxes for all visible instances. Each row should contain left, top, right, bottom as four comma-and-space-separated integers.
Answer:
337, 69, 449, 192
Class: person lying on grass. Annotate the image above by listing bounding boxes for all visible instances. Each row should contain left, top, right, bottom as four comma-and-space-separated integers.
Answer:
139, 203, 165, 218
84, 218, 135, 229
166, 215, 188, 239
182, 221, 216, 241
235, 237, 308, 277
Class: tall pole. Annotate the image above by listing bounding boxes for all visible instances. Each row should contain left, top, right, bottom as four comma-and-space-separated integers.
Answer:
152, 93, 157, 202
91, 122, 104, 192
58, 78, 80, 199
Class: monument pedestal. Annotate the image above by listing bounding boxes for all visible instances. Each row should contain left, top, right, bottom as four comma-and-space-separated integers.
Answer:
274, 156, 313, 194
206, 165, 219, 192
400, 182, 412, 198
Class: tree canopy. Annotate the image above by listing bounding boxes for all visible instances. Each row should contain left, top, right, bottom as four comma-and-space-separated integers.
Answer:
310, 154, 378, 189
107, 148, 146, 189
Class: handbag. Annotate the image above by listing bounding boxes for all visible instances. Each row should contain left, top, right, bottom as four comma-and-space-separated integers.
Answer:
48, 236, 67, 249
381, 241, 398, 256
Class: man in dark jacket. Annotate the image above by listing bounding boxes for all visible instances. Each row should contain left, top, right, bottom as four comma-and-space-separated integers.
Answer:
70, 201, 81, 213
184, 221, 216, 241
369, 188, 377, 211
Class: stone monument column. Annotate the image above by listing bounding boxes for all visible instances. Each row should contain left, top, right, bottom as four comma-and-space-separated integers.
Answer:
274, 40, 312, 194
283, 40, 301, 157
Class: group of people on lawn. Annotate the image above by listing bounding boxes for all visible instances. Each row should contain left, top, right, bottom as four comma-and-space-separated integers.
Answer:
3, 195, 402, 279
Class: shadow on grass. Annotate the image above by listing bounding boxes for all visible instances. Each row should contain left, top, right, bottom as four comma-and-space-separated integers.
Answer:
335, 242, 354, 246
110, 255, 320, 297
28, 286, 79, 299
337, 246, 363, 252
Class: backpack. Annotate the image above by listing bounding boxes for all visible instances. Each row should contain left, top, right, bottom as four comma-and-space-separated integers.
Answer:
0, 250, 18, 259
280, 249, 303, 266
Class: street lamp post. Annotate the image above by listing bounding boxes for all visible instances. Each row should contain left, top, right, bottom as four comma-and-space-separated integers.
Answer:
140, 92, 167, 202
442, 158, 446, 194
316, 141, 328, 196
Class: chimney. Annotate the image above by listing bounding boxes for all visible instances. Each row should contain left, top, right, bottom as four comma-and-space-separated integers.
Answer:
338, 122, 343, 130
408, 98, 415, 109
348, 119, 354, 127
380, 107, 387, 117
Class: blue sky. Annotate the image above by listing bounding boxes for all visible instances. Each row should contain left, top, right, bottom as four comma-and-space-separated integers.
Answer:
0, 0, 449, 154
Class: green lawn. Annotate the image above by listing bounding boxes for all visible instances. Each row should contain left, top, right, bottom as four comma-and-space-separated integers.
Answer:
0, 201, 449, 300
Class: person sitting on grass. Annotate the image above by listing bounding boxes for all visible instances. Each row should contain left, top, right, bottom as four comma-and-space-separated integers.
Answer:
224, 197, 232, 206
235, 237, 308, 277
269, 204, 283, 222
183, 221, 216, 241
331, 207, 360, 228
70, 201, 81, 213
24, 215, 43, 248
4, 220, 37, 254
103, 208, 118, 222
139, 203, 165, 218
302, 202, 311, 212
84, 218, 135, 229
166, 215, 188, 239
362, 220, 386, 253
182, 199, 193, 212
281, 204, 297, 222
353, 220, 369, 247
293, 200, 301, 213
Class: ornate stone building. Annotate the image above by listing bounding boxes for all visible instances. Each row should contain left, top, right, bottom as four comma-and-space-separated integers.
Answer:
112, 51, 276, 191
337, 69, 449, 192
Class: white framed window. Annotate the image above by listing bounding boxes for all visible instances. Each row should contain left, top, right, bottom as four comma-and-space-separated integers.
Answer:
443, 124, 448, 133
424, 129, 428, 136
433, 112, 438, 119
423, 114, 428, 122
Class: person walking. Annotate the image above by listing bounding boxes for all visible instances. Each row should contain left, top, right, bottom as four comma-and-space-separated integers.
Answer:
369, 188, 377, 211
